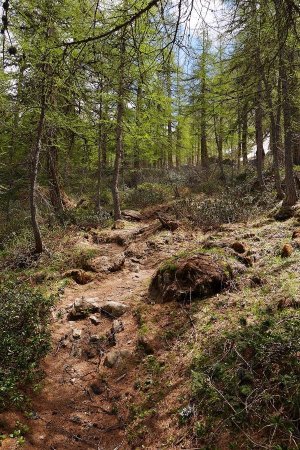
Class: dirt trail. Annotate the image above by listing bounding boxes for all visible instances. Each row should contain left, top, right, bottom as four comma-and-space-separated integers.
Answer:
9, 219, 199, 450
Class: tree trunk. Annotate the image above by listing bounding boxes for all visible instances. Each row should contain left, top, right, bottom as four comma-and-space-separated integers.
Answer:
280, 61, 297, 206
262, 71, 284, 199
200, 76, 208, 168
255, 78, 265, 188
30, 87, 46, 253
112, 34, 125, 220
241, 102, 248, 166
97, 79, 103, 211
47, 133, 65, 220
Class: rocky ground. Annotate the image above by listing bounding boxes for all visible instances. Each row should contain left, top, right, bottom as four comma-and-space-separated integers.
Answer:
1, 210, 300, 449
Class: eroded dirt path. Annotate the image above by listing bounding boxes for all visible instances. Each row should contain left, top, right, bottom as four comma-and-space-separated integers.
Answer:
16, 219, 200, 450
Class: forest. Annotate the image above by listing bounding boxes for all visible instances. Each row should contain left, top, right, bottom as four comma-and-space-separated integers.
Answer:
0, 0, 299, 448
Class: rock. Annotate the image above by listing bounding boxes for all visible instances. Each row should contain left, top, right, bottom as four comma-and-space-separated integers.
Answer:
89, 334, 100, 343
112, 319, 124, 333
103, 350, 119, 368
235, 253, 254, 267
137, 336, 155, 355
68, 297, 101, 320
122, 209, 143, 221
112, 220, 126, 230
90, 381, 105, 395
250, 275, 264, 287
274, 205, 294, 221
101, 301, 129, 318
84, 347, 99, 359
293, 238, 300, 249
90, 315, 101, 325
32, 271, 47, 284
292, 229, 300, 239
281, 243, 293, 258
85, 253, 125, 273
277, 298, 299, 310
63, 269, 93, 285
72, 329, 82, 339
125, 242, 147, 259
157, 214, 179, 231
149, 253, 233, 303
103, 349, 131, 368
231, 241, 248, 254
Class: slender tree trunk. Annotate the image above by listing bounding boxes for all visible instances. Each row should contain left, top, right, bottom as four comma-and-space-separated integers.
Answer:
97, 79, 103, 211
175, 124, 181, 168
241, 102, 248, 166
237, 115, 242, 172
165, 61, 173, 169
112, 34, 125, 220
200, 76, 208, 168
280, 61, 297, 206
132, 83, 141, 187
255, 78, 265, 188
214, 114, 225, 181
30, 85, 46, 253
262, 71, 284, 199
200, 31, 209, 169
47, 132, 65, 220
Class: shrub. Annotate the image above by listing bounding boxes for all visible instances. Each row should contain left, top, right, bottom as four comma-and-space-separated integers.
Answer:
124, 183, 172, 208
174, 184, 274, 229
191, 312, 300, 448
0, 283, 54, 410
63, 207, 111, 229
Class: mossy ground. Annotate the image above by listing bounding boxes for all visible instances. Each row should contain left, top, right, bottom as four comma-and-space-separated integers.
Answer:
128, 217, 300, 449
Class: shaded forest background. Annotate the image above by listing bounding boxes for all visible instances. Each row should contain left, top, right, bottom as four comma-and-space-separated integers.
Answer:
0, 0, 299, 252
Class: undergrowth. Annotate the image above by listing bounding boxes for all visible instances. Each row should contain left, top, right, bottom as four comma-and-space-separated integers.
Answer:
191, 311, 300, 449
0, 282, 54, 411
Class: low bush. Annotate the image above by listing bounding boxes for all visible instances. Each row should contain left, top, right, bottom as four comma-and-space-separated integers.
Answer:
174, 184, 274, 229
0, 283, 54, 410
124, 183, 173, 208
63, 206, 111, 229
191, 312, 300, 448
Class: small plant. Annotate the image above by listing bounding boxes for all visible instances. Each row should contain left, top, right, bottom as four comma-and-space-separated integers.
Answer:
144, 355, 165, 376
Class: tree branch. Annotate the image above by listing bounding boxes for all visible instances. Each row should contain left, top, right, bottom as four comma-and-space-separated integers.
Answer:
63, 0, 161, 47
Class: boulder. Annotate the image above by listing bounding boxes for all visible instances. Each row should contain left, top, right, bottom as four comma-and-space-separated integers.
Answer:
231, 241, 248, 254
90, 314, 101, 325
125, 242, 148, 259
63, 269, 93, 285
281, 243, 293, 258
149, 253, 233, 303
122, 210, 143, 221
112, 220, 126, 230
68, 297, 101, 320
72, 329, 82, 340
85, 253, 125, 273
112, 319, 124, 333
101, 301, 129, 318
103, 349, 132, 368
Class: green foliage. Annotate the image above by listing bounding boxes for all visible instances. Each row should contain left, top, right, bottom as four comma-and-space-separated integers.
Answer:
63, 207, 111, 229
176, 182, 274, 228
192, 312, 300, 447
0, 283, 54, 411
124, 183, 172, 208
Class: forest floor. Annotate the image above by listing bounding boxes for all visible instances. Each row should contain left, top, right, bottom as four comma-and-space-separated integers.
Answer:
1, 207, 300, 450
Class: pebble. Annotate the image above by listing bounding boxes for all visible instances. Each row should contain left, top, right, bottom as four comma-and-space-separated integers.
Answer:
72, 329, 82, 339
